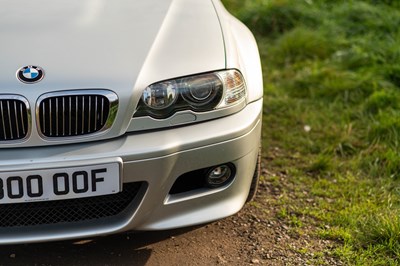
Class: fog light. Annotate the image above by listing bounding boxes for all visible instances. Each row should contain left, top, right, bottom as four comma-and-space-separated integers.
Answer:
206, 164, 234, 188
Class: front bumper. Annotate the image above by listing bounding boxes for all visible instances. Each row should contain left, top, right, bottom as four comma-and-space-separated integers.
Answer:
0, 99, 262, 244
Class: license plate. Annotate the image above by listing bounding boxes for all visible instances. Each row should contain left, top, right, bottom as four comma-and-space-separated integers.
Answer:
0, 163, 120, 204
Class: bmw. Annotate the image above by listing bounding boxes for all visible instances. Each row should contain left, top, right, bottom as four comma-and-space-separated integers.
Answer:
0, 0, 263, 244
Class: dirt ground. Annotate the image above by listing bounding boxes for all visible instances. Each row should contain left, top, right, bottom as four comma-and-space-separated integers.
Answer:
0, 161, 342, 266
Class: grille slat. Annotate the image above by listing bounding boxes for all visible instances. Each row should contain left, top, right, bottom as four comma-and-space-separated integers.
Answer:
81, 96, 85, 134
62, 97, 65, 136
7, 101, 13, 139
49, 99, 53, 136
20, 104, 25, 135
39, 93, 113, 138
0, 182, 143, 228
94, 96, 98, 131
1, 103, 6, 139
69, 96, 72, 136
13, 102, 19, 138
56, 98, 59, 136
42, 103, 45, 135
88, 95, 90, 130
0, 98, 29, 141
75, 96, 78, 135
101, 98, 105, 125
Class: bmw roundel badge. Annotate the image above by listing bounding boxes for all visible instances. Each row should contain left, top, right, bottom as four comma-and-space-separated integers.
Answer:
17, 65, 45, 84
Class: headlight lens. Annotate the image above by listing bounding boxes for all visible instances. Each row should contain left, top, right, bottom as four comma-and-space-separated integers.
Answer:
142, 80, 178, 110
135, 69, 246, 119
180, 74, 223, 107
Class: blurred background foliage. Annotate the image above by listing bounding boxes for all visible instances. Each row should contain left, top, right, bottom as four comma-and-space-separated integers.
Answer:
221, 0, 400, 264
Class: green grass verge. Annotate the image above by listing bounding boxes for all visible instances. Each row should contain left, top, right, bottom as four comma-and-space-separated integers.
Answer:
222, 0, 400, 264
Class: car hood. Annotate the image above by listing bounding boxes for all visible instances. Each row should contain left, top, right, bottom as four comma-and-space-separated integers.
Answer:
0, 0, 225, 146
0, 0, 225, 89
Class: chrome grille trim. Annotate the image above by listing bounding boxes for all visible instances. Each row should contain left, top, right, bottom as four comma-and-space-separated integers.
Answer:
0, 95, 30, 142
37, 90, 118, 139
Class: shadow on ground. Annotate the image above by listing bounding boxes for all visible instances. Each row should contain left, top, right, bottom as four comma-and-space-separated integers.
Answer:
0, 227, 200, 266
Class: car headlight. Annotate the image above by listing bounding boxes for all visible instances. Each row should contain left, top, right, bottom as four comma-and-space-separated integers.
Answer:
135, 69, 247, 119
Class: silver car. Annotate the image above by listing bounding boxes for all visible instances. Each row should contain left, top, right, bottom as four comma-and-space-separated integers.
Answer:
0, 0, 263, 244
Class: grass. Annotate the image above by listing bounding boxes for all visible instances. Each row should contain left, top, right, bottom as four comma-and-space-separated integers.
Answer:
222, 0, 400, 264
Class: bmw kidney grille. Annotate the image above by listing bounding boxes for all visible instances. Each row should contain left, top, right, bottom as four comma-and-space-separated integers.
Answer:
37, 90, 118, 138
0, 90, 118, 141
0, 96, 30, 141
